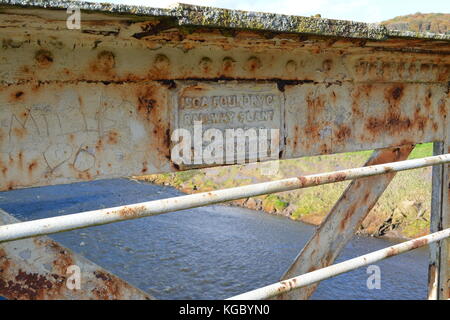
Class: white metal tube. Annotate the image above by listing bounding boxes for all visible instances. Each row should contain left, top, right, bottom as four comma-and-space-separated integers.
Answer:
227, 228, 450, 300
0, 154, 449, 243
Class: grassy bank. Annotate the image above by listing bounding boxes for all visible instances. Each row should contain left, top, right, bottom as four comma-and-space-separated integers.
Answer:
135, 143, 433, 239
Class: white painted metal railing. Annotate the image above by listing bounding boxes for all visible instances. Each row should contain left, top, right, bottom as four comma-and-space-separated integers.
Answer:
0, 153, 449, 299
228, 228, 450, 300
0, 154, 449, 243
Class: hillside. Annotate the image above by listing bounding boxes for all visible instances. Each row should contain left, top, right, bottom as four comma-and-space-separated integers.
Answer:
382, 13, 450, 34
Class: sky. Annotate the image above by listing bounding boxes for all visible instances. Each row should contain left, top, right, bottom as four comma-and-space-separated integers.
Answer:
85, 0, 449, 23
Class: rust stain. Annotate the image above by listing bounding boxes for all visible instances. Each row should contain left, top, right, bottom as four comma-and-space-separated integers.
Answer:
135, 85, 171, 165
91, 270, 141, 299
12, 127, 27, 139
427, 263, 437, 297
10, 90, 25, 102
77, 171, 92, 180
365, 85, 431, 137
331, 172, 347, 182
386, 247, 398, 257
34, 49, 53, 68
389, 86, 404, 101
28, 160, 38, 175
335, 125, 351, 144
141, 161, 148, 173
339, 202, 357, 231
222, 57, 235, 75
0, 246, 64, 300
304, 91, 326, 144
246, 56, 262, 72
95, 138, 103, 152
107, 131, 119, 144
112, 205, 147, 219
90, 50, 116, 76
410, 237, 429, 250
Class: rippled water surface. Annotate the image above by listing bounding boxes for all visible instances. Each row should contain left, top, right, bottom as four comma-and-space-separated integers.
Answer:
0, 178, 429, 299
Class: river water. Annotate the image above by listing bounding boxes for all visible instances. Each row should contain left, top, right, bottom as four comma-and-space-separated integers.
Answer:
0, 178, 429, 300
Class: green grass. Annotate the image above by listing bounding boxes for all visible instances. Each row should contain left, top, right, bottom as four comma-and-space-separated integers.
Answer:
408, 142, 433, 159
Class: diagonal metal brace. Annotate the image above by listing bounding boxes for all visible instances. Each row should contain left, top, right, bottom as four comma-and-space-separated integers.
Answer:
278, 144, 414, 300
0, 209, 153, 300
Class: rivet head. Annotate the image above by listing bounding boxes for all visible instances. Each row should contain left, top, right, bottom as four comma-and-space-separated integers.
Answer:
35, 49, 54, 68
154, 54, 170, 69
246, 56, 262, 71
199, 57, 213, 73
285, 60, 297, 73
322, 59, 333, 72
96, 51, 115, 71
222, 57, 236, 73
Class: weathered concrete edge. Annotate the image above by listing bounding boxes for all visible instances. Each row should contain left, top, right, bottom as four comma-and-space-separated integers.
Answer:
0, 0, 449, 41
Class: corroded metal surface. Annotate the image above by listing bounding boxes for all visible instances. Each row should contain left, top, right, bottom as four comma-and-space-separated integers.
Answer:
0, 4, 448, 190
0, 1, 449, 40
0, 1, 449, 301
428, 140, 449, 299
278, 145, 413, 300
0, 209, 153, 299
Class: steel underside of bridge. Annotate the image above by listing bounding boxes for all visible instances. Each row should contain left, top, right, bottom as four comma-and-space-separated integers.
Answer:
0, 0, 448, 300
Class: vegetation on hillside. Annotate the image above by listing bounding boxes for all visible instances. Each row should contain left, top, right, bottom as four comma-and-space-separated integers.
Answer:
135, 143, 434, 240
382, 13, 450, 34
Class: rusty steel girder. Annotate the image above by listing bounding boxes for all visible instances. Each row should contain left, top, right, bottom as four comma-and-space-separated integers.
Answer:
0, 1, 449, 300
0, 1, 448, 191
0, 209, 152, 299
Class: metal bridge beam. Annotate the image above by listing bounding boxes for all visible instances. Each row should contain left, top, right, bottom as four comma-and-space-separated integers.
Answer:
0, 209, 152, 300
0, 4, 448, 192
428, 140, 450, 300
278, 144, 414, 300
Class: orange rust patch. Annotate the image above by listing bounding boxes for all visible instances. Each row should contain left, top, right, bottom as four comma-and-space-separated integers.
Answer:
12, 127, 26, 139
18, 151, 24, 169
107, 131, 119, 144
141, 161, 148, 174
90, 50, 116, 75
246, 56, 261, 72
77, 171, 92, 180
335, 125, 351, 143
0, 269, 54, 300
113, 205, 147, 219
95, 139, 103, 152
222, 57, 235, 74
339, 202, 358, 231
91, 270, 125, 300
304, 92, 326, 144
0, 161, 7, 176
297, 176, 308, 187
10, 90, 25, 102
34, 49, 53, 68
28, 160, 38, 174
331, 172, 347, 182
135, 86, 171, 164
410, 237, 428, 249
365, 85, 431, 136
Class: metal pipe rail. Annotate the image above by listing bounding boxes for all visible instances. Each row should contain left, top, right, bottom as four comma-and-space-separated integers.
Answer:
0, 153, 449, 243
227, 228, 450, 300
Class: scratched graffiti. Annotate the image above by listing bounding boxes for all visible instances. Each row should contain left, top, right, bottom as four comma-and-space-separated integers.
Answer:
0, 84, 167, 190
